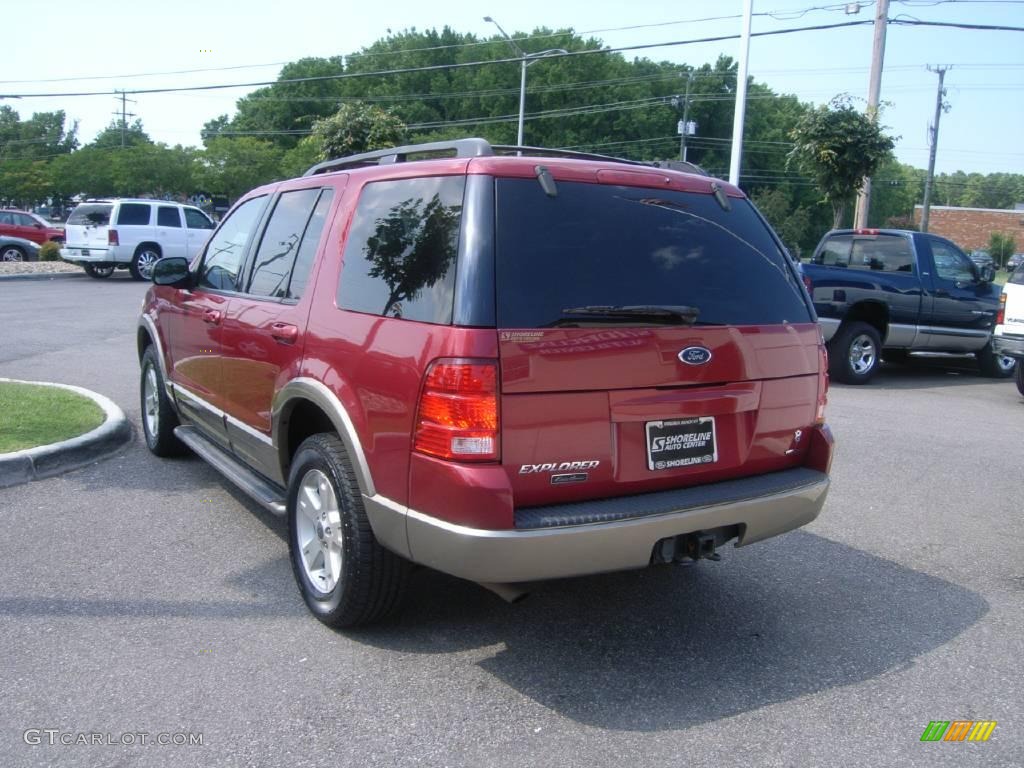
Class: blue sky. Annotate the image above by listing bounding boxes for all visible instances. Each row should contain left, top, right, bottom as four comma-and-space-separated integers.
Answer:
3, 0, 1022, 176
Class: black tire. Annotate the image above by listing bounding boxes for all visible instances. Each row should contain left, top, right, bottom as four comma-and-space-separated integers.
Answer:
828, 321, 883, 384
84, 263, 115, 279
977, 341, 1017, 379
139, 346, 187, 457
1016, 362, 1024, 396
130, 245, 162, 281
287, 433, 409, 627
1, 244, 27, 262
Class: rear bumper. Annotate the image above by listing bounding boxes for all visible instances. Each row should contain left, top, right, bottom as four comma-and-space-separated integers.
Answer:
61, 246, 124, 263
992, 331, 1024, 359
368, 467, 830, 584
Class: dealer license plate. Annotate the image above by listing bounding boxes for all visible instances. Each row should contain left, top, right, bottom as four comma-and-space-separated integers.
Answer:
645, 416, 717, 471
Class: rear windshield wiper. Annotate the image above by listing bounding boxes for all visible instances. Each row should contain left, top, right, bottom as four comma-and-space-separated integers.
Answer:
556, 304, 700, 325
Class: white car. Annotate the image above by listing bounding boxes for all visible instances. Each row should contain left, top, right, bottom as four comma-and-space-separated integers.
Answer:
992, 264, 1024, 396
61, 199, 215, 280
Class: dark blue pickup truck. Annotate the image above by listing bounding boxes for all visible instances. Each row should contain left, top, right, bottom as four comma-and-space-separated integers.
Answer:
803, 228, 1015, 384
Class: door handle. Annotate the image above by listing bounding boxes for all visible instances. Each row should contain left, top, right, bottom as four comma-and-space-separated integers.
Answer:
933, 289, 950, 297
270, 322, 299, 344
203, 309, 222, 325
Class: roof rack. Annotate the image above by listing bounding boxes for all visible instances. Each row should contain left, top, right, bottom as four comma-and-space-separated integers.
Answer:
303, 137, 709, 177
303, 139, 493, 176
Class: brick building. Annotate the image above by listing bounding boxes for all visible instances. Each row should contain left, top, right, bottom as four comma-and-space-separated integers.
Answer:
913, 204, 1024, 252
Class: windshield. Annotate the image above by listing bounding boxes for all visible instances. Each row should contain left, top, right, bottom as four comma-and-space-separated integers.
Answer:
67, 204, 113, 227
494, 179, 812, 328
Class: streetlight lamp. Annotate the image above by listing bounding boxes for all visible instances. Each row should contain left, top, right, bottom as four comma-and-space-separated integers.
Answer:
484, 16, 567, 147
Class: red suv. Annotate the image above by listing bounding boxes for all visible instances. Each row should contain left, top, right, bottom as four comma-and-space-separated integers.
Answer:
0, 209, 64, 244
137, 139, 834, 627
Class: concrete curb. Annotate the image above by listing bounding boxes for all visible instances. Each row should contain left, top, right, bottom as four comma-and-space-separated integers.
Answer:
0, 378, 133, 489
0, 270, 87, 281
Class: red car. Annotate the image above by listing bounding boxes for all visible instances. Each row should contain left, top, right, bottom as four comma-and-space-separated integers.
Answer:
0, 209, 64, 244
137, 139, 834, 627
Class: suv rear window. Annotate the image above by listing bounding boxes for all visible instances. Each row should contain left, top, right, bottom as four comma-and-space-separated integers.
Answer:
67, 204, 112, 227
494, 179, 811, 328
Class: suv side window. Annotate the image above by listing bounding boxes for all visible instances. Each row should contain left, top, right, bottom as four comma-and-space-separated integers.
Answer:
338, 176, 465, 324
15, 213, 36, 227
157, 207, 182, 227
0, 212, 12, 225
814, 235, 852, 267
286, 189, 334, 301
246, 188, 322, 299
117, 203, 151, 226
850, 235, 915, 273
184, 208, 214, 229
198, 196, 267, 291
930, 238, 975, 283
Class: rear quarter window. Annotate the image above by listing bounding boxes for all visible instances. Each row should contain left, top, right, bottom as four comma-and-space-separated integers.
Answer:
116, 204, 152, 226
337, 176, 464, 324
494, 179, 811, 328
67, 204, 112, 227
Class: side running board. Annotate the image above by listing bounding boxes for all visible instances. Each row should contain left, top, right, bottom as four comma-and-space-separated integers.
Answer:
174, 426, 287, 516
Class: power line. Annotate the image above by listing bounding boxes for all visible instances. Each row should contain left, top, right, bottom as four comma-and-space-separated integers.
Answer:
0, 20, 876, 100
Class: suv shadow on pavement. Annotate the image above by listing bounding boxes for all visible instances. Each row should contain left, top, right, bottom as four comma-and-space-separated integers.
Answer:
350, 529, 987, 732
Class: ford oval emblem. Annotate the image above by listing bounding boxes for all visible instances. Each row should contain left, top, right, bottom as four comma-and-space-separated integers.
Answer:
678, 346, 712, 365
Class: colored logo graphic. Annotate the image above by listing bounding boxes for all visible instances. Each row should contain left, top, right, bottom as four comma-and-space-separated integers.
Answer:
920, 720, 997, 742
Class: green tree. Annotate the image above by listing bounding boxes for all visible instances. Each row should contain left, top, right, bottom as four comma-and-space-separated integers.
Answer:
0, 107, 78, 160
989, 232, 1016, 269
197, 137, 283, 201
89, 118, 151, 149
750, 187, 813, 258
788, 96, 896, 228
309, 102, 407, 160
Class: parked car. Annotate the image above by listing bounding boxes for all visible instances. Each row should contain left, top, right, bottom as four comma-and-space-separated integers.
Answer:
61, 199, 215, 280
803, 228, 1013, 384
992, 264, 1024, 396
0, 209, 64, 245
1007, 253, 1024, 272
969, 249, 995, 271
137, 138, 834, 627
0, 235, 42, 262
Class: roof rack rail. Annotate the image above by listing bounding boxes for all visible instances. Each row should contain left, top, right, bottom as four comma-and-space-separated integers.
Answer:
303, 138, 494, 176
303, 137, 710, 177
490, 144, 647, 166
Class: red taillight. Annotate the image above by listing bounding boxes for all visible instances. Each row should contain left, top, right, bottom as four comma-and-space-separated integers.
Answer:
108, 229, 119, 246
816, 344, 829, 425
996, 293, 1006, 326
414, 360, 499, 462
854, 228, 879, 235
802, 272, 813, 293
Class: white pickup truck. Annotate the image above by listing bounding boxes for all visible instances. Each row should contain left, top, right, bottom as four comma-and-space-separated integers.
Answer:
992, 264, 1024, 396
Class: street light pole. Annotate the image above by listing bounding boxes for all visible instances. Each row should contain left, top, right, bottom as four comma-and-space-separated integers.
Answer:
484, 16, 567, 147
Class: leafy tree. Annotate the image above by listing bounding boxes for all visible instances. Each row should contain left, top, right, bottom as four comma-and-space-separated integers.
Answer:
226, 57, 347, 148
0, 107, 78, 160
89, 118, 151, 149
309, 103, 407, 160
989, 232, 1016, 269
197, 137, 283, 201
788, 96, 896, 228
280, 137, 323, 178
750, 187, 813, 258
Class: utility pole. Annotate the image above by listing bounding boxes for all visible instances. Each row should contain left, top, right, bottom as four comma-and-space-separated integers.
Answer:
920, 65, 949, 233
671, 71, 696, 162
112, 90, 136, 148
853, 0, 890, 229
729, 0, 753, 187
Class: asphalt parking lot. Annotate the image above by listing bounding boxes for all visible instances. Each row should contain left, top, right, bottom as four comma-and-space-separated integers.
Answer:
1, 275, 1022, 768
